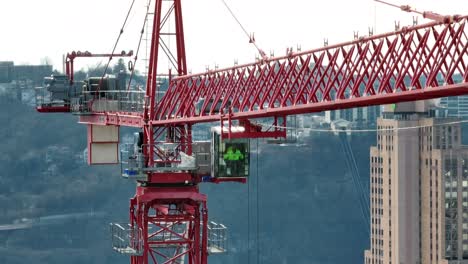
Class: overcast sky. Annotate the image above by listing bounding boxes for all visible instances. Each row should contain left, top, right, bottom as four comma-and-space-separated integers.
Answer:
0, 0, 467, 74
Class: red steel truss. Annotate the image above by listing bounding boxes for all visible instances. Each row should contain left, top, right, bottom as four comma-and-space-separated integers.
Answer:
153, 16, 468, 126
128, 1, 208, 264
66, 51, 134, 83
36, 1, 468, 263
130, 187, 208, 264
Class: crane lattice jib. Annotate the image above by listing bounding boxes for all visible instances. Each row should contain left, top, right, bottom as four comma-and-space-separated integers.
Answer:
152, 16, 468, 126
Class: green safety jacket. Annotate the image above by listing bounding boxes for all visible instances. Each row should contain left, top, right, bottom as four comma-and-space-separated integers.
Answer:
224, 149, 244, 161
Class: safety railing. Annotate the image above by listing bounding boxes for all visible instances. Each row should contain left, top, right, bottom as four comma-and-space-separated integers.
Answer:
146, 142, 196, 169
70, 96, 88, 113
35, 86, 70, 109
110, 221, 227, 255
120, 144, 147, 180
207, 221, 228, 254
148, 222, 189, 248
110, 223, 144, 256
147, 221, 228, 252
120, 143, 198, 178
71, 90, 146, 115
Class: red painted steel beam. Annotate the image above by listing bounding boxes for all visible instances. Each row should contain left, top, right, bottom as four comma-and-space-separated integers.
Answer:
153, 16, 468, 126
65, 51, 133, 82
137, 188, 206, 203
151, 83, 468, 126
36, 106, 70, 113
130, 186, 207, 264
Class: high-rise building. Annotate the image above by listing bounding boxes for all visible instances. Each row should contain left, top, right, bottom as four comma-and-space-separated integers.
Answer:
364, 101, 468, 264
439, 74, 466, 118
440, 95, 468, 118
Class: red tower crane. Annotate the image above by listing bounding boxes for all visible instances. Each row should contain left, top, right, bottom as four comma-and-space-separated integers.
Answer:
35, 0, 468, 263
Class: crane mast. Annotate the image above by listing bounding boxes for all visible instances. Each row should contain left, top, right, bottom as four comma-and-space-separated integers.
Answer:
130, 1, 210, 263
34, 1, 468, 263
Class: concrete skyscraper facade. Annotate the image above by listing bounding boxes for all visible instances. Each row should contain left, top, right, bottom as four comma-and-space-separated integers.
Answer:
364, 101, 468, 264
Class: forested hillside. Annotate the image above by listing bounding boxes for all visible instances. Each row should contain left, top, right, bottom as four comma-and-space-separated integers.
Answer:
0, 95, 373, 264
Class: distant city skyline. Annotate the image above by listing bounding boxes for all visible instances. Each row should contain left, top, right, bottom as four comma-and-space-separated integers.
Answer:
1, 0, 467, 73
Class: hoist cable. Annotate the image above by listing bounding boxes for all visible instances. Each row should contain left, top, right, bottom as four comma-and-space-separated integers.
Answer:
127, 0, 153, 90
256, 138, 260, 264
339, 133, 371, 235
258, 119, 468, 133
219, 0, 266, 59
100, 0, 137, 85
338, 135, 370, 234
247, 151, 251, 264
219, 0, 250, 42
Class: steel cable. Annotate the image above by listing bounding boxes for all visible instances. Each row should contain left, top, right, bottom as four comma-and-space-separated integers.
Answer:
256, 138, 260, 264
219, 0, 266, 59
127, 0, 154, 91
100, 0, 137, 86
258, 119, 468, 133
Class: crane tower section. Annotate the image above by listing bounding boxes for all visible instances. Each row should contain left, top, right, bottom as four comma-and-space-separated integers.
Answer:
32, 1, 468, 263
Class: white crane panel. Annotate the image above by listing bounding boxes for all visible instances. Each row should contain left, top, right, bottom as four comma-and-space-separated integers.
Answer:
88, 124, 119, 164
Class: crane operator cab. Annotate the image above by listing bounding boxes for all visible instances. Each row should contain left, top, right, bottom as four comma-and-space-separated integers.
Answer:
210, 126, 250, 179
121, 127, 250, 181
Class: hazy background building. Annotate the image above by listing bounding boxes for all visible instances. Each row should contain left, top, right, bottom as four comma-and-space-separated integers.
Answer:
0, 61, 14, 83
0, 61, 52, 85
325, 106, 382, 128
0, 61, 53, 105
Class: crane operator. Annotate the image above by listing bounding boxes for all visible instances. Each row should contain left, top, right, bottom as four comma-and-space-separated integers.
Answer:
223, 145, 244, 176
